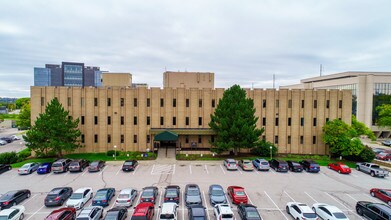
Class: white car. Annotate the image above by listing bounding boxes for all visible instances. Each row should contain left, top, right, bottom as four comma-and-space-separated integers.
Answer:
66, 187, 93, 210
76, 206, 103, 220
0, 205, 25, 220
10, 135, 20, 141
213, 204, 234, 220
286, 202, 318, 220
115, 188, 138, 207
0, 140, 7, 146
224, 159, 238, 170
312, 203, 349, 220
159, 202, 178, 220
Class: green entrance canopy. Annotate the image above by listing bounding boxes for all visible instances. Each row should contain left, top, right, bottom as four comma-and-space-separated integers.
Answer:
154, 130, 179, 141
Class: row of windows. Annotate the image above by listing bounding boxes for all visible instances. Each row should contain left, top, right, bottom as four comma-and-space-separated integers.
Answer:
262, 117, 335, 126
266, 135, 317, 145
81, 116, 204, 126
84, 134, 205, 144
262, 99, 342, 109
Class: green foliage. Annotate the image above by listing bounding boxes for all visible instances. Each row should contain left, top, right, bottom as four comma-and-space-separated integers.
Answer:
345, 146, 376, 162
250, 140, 278, 157
209, 85, 263, 155
107, 150, 120, 156
0, 152, 19, 164
0, 114, 18, 120
376, 104, 391, 127
15, 98, 30, 109
16, 102, 31, 128
17, 148, 31, 160
7, 103, 16, 111
323, 119, 360, 156
23, 98, 81, 157
351, 115, 376, 140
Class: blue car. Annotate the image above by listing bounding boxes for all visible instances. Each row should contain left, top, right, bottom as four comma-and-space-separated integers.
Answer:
92, 188, 115, 207
37, 162, 53, 174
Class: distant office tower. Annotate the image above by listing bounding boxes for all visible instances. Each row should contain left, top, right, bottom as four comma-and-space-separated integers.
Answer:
34, 67, 51, 86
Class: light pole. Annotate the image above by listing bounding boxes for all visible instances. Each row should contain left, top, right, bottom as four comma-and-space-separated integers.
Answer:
269, 146, 272, 160
114, 145, 117, 160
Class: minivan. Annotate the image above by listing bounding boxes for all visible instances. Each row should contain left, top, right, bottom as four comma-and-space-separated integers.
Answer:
52, 159, 72, 173
269, 159, 289, 172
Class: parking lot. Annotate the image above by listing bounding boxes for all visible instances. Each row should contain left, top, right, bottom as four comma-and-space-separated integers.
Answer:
0, 161, 390, 220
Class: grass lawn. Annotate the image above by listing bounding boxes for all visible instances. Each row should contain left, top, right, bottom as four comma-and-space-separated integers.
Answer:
0, 114, 18, 120
11, 158, 56, 168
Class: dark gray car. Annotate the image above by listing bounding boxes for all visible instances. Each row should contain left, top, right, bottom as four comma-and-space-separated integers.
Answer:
185, 184, 202, 207
208, 184, 227, 205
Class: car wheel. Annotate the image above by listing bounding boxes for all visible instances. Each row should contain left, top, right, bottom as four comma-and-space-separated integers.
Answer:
312, 207, 316, 213
370, 172, 375, 177
388, 200, 391, 206
371, 192, 375, 197
60, 200, 64, 205
27, 193, 31, 198
328, 166, 331, 169
81, 167, 84, 172
286, 206, 290, 214
19, 213, 24, 220
81, 202, 84, 208
8, 166, 11, 170
90, 193, 93, 199
13, 202, 17, 206
29, 170, 32, 174
356, 207, 363, 215
338, 170, 341, 174
356, 166, 360, 171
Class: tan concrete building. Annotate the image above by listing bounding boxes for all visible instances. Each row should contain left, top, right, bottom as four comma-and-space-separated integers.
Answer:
281, 71, 391, 137
163, 71, 214, 89
102, 73, 132, 87
31, 85, 352, 155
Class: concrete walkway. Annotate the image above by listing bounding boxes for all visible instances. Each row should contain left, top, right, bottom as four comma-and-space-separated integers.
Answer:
156, 147, 176, 164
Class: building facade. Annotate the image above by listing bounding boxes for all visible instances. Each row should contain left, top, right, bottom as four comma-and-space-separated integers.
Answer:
31, 86, 352, 155
163, 71, 214, 89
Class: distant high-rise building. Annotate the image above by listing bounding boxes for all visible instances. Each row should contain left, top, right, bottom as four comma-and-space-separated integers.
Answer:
34, 67, 51, 86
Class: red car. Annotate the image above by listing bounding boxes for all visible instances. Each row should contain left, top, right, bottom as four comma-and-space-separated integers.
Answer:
227, 186, 248, 205
376, 152, 391, 161
370, 188, 391, 206
327, 162, 351, 174
44, 207, 76, 220
131, 202, 155, 220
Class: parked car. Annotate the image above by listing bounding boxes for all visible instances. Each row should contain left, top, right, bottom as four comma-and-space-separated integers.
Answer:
213, 204, 234, 220
224, 159, 238, 171
0, 137, 12, 143
268, 159, 288, 172
356, 201, 391, 219
227, 186, 248, 205
122, 160, 138, 172
163, 185, 180, 204
76, 206, 103, 220
104, 206, 128, 220
69, 159, 89, 172
37, 162, 53, 174
299, 160, 320, 173
188, 205, 206, 220
208, 184, 227, 206
0, 140, 7, 146
115, 188, 138, 207
44, 207, 76, 220
312, 203, 349, 220
356, 162, 389, 177
52, 159, 72, 173
140, 186, 158, 204
370, 188, 391, 206
65, 187, 93, 210
131, 202, 155, 220
185, 184, 202, 207
286, 202, 317, 220
88, 160, 105, 172
376, 152, 391, 161
238, 204, 262, 220
0, 190, 31, 209
0, 205, 25, 220
0, 164, 11, 174
372, 148, 386, 155
252, 159, 270, 171
92, 188, 115, 207
18, 162, 40, 175
286, 160, 303, 172
45, 187, 73, 207
238, 160, 254, 171
9, 135, 20, 141
328, 162, 351, 174
159, 202, 178, 220
382, 140, 391, 146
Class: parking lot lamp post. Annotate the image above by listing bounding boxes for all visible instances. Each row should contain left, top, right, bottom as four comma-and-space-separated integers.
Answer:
270, 146, 272, 160
114, 145, 117, 160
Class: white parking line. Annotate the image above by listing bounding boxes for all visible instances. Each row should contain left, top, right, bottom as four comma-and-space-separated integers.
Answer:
133, 165, 139, 175
304, 192, 318, 203
99, 166, 107, 175
202, 191, 210, 220
204, 165, 209, 174
219, 165, 226, 174
27, 205, 45, 220
284, 191, 296, 202
115, 166, 122, 175
325, 192, 365, 220
81, 169, 88, 176
181, 191, 185, 220
134, 190, 142, 205
238, 168, 243, 175
155, 190, 163, 220
44, 172, 53, 178
64, 172, 69, 177
363, 194, 379, 202
345, 193, 358, 202
264, 191, 289, 220
247, 194, 254, 205
173, 164, 176, 175
21, 194, 37, 205
151, 164, 155, 175
189, 165, 192, 174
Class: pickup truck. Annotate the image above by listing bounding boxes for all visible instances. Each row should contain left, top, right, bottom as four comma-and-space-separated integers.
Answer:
356, 162, 389, 177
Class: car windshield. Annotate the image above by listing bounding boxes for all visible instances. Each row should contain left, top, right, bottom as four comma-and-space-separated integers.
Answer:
228, 162, 236, 165
21, 164, 30, 168
261, 162, 269, 165
222, 214, 233, 218
118, 194, 130, 199
243, 161, 251, 164
303, 213, 317, 218
75, 218, 89, 220
334, 212, 347, 218
124, 162, 133, 165
95, 191, 107, 199
246, 210, 260, 218
193, 217, 205, 220
160, 214, 175, 219
104, 212, 119, 220
0, 193, 13, 200
70, 193, 83, 199
142, 190, 154, 198
235, 191, 245, 196
166, 190, 178, 197
91, 162, 99, 166
70, 162, 79, 166
187, 189, 199, 196
211, 189, 224, 196
0, 216, 9, 220
341, 165, 349, 168
40, 164, 48, 168
52, 163, 62, 167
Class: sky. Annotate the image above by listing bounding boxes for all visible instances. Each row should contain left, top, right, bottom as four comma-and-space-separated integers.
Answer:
1, 0, 391, 98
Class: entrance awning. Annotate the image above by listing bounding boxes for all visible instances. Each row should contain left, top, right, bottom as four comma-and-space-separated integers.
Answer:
154, 130, 179, 141
150, 128, 216, 135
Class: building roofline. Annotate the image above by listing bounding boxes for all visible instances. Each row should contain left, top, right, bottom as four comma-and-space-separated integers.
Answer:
301, 71, 391, 83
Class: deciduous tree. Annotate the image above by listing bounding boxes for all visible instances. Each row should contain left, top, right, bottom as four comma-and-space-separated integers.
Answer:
17, 102, 31, 128
376, 104, 391, 127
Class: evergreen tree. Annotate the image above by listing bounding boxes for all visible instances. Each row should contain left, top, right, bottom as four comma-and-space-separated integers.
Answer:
23, 98, 81, 157
209, 85, 263, 155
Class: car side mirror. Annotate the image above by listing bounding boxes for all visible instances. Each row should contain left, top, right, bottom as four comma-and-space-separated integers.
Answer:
159, 206, 161, 208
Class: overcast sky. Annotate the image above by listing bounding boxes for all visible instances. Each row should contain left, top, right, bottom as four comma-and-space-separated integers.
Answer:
1, 0, 391, 97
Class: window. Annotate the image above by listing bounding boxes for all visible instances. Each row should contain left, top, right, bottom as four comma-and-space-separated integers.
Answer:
121, 135, 124, 143
287, 136, 291, 144
147, 135, 150, 143
313, 118, 317, 126
173, 117, 176, 126
41, 97, 44, 106
313, 100, 317, 108
301, 100, 305, 108
199, 99, 202, 107
339, 100, 343, 108
300, 136, 304, 144
198, 135, 202, 143
107, 135, 111, 143
147, 98, 150, 107
94, 116, 98, 125
134, 135, 137, 143
275, 118, 279, 126
185, 136, 189, 143
160, 117, 164, 125
121, 116, 124, 125
262, 117, 266, 126
160, 98, 164, 107
288, 99, 292, 108
274, 136, 278, 144
212, 99, 216, 108
81, 134, 85, 143
147, 116, 150, 125
107, 116, 111, 125
173, 99, 176, 107
313, 136, 316, 144
198, 117, 202, 126
186, 117, 189, 126
262, 99, 266, 108
107, 98, 111, 107
94, 98, 98, 107
120, 98, 124, 107
211, 136, 215, 143
68, 97, 71, 106
288, 118, 291, 126
300, 117, 304, 126
81, 97, 84, 106
326, 100, 330, 108
134, 98, 137, 107
186, 99, 190, 107
134, 116, 137, 125
326, 118, 330, 122
94, 134, 98, 143
275, 100, 279, 108
262, 135, 266, 141
81, 116, 85, 125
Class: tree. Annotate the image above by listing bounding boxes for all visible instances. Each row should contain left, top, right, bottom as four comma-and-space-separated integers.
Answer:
17, 102, 31, 128
250, 140, 278, 157
351, 115, 376, 140
376, 104, 391, 127
7, 103, 16, 111
209, 85, 264, 155
15, 97, 30, 109
23, 98, 81, 157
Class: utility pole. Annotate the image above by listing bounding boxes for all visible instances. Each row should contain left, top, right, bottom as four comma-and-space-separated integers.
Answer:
273, 74, 275, 89
320, 64, 323, 76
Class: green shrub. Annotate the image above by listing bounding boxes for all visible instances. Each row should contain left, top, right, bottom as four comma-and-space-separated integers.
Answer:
0, 152, 19, 164
106, 150, 120, 156
345, 146, 375, 162
18, 148, 31, 160
251, 140, 278, 157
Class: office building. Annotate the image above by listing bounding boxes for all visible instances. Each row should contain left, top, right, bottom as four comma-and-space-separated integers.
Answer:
163, 71, 214, 89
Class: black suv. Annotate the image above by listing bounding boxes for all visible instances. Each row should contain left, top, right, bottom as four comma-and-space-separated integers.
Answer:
0, 137, 12, 143
122, 160, 138, 172
69, 159, 89, 172
286, 161, 303, 172
299, 159, 320, 173
268, 159, 288, 172
45, 187, 73, 207
356, 201, 391, 219
52, 159, 72, 173
104, 207, 128, 220
188, 205, 206, 220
